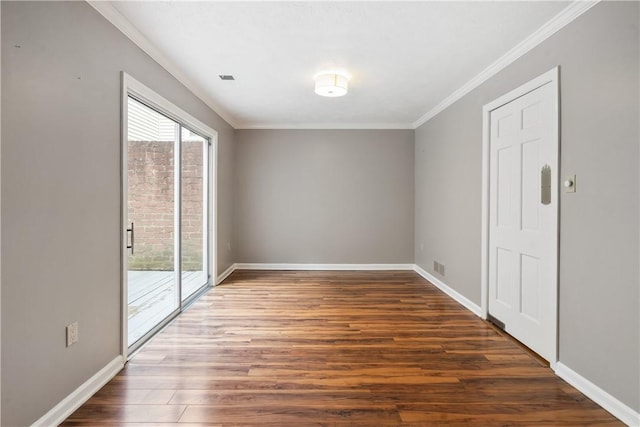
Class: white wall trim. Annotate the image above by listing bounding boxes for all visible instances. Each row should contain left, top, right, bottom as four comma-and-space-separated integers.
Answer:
413, 265, 482, 317
216, 263, 237, 284
31, 355, 124, 427
89, 0, 598, 131
237, 123, 414, 130
87, 1, 239, 128
235, 263, 415, 271
555, 363, 640, 426
412, 0, 599, 128
24, 268, 636, 427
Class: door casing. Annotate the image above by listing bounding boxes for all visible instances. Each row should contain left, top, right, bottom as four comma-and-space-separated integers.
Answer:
480, 67, 560, 368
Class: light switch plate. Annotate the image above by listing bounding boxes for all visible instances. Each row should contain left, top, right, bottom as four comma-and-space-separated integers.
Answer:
564, 174, 576, 193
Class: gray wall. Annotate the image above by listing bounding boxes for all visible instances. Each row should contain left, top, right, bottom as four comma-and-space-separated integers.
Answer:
1, 2, 235, 425
2, 1, 638, 425
415, 1, 639, 411
235, 130, 414, 264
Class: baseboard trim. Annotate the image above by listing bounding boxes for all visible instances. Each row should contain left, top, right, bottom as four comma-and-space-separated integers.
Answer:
26, 267, 635, 426
234, 263, 415, 271
412, 266, 638, 426
554, 362, 639, 426
216, 263, 237, 284
414, 265, 482, 317
31, 355, 124, 427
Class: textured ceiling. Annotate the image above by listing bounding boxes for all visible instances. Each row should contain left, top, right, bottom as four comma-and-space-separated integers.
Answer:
100, 1, 575, 128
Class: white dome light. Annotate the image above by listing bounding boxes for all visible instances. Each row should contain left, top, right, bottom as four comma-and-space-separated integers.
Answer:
314, 72, 349, 97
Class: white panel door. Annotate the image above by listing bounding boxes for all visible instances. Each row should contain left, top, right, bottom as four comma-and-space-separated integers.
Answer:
488, 81, 557, 362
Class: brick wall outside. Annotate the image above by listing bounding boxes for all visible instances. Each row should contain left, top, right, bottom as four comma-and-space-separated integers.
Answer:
127, 141, 204, 271
181, 141, 206, 271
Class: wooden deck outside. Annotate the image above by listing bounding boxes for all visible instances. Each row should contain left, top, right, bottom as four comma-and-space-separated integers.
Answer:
65, 270, 623, 426
128, 270, 207, 346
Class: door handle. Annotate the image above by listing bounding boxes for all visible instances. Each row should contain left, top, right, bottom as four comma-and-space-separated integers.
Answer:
541, 164, 551, 205
126, 222, 134, 254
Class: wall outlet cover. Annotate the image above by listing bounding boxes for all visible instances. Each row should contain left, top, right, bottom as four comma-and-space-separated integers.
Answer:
66, 322, 78, 347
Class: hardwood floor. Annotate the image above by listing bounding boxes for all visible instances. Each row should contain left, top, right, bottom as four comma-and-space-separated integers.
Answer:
128, 270, 205, 345
62, 270, 622, 426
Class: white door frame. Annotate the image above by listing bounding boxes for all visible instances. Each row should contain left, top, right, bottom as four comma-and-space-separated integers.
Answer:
480, 67, 560, 366
120, 72, 218, 360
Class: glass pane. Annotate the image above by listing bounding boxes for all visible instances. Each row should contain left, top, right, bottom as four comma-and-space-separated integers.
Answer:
181, 127, 208, 300
127, 97, 179, 347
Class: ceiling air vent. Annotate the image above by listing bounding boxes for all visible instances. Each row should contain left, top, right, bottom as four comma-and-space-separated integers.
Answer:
219, 75, 235, 80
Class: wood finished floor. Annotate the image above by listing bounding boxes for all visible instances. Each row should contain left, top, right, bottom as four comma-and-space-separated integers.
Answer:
62, 270, 622, 426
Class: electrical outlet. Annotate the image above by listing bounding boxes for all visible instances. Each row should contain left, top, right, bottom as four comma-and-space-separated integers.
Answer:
433, 261, 445, 276
420, 243, 424, 252
227, 242, 231, 252
66, 322, 78, 347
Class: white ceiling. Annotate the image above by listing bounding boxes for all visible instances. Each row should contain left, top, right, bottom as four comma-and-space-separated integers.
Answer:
95, 1, 584, 129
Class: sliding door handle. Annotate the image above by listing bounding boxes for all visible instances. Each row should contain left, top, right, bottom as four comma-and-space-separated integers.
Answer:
126, 222, 134, 254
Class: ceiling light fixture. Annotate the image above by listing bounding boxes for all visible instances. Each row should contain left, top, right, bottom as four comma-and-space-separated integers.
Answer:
314, 72, 349, 97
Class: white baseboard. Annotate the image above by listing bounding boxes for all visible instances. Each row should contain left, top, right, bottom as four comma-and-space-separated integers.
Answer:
414, 264, 482, 317
216, 263, 237, 284
555, 362, 639, 426
28, 267, 635, 427
413, 266, 638, 426
32, 355, 124, 427
235, 263, 415, 271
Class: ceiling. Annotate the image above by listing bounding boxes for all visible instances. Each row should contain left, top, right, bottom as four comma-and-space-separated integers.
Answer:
93, 1, 583, 129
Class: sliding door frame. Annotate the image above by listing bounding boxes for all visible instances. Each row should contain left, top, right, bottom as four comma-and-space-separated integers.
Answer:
120, 72, 217, 360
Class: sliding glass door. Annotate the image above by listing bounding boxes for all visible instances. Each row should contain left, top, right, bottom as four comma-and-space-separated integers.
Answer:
126, 97, 180, 347
125, 95, 211, 351
181, 127, 209, 301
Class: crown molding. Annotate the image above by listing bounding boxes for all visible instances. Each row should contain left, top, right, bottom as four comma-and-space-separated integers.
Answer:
412, 0, 600, 129
87, 1, 240, 129
89, 0, 599, 131
237, 122, 414, 130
